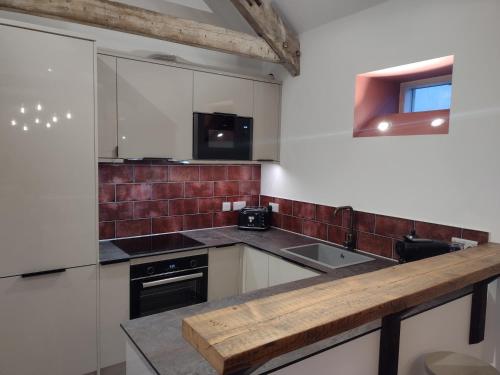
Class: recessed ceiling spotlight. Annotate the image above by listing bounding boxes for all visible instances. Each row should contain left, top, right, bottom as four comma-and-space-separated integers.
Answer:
48, 68, 53, 72
52, 116, 58, 123
35, 118, 40, 124
431, 118, 445, 127
66, 112, 72, 119
20, 106, 25, 114
46, 122, 52, 128
23, 125, 28, 132
377, 121, 391, 132
11, 120, 16, 126
36, 104, 42, 111
121, 136, 126, 140
217, 132, 224, 138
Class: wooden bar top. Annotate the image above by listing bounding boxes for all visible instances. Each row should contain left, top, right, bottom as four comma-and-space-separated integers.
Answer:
182, 243, 500, 374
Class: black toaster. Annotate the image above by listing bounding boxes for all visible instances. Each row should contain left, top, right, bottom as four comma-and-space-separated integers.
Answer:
238, 206, 272, 230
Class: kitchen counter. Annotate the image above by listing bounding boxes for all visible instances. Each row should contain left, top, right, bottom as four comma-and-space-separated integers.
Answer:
113, 227, 408, 375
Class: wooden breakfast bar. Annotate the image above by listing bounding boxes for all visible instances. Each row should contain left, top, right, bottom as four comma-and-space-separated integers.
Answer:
182, 243, 500, 375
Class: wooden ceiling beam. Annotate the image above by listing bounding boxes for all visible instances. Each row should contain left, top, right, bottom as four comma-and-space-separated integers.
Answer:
231, 0, 300, 76
0, 0, 280, 64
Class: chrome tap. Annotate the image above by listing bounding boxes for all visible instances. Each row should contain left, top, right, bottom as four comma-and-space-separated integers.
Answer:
333, 206, 356, 250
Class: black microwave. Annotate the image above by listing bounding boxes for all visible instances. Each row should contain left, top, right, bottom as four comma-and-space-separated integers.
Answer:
193, 112, 252, 160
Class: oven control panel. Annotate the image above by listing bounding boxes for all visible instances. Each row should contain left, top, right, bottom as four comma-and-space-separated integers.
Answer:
131, 254, 208, 279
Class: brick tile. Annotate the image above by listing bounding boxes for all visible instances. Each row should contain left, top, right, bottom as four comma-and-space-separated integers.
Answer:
169, 199, 199, 215
116, 184, 152, 201
133, 201, 169, 219
152, 183, 184, 199
134, 165, 168, 182
282, 215, 303, 233
357, 232, 393, 258
227, 165, 252, 180
213, 211, 239, 227
116, 219, 151, 238
183, 214, 213, 230
152, 216, 183, 234
303, 220, 328, 240
99, 222, 115, 240
99, 164, 133, 184
271, 213, 283, 228
316, 205, 342, 225
99, 184, 115, 203
185, 181, 214, 198
375, 215, 413, 238
293, 201, 316, 220
277, 198, 293, 216
169, 166, 199, 181
328, 226, 348, 246
200, 166, 226, 181
239, 180, 260, 196
355, 211, 376, 233
214, 181, 239, 196
462, 229, 489, 244
99, 202, 133, 221
414, 221, 461, 242
251, 165, 261, 180
198, 197, 225, 213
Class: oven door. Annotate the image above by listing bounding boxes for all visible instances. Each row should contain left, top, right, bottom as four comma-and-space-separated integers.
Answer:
193, 112, 252, 160
130, 268, 208, 319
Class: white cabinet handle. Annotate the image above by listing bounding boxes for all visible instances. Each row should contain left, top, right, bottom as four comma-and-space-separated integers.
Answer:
142, 272, 204, 289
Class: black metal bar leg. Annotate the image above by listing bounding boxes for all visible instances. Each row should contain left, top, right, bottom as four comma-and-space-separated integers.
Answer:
469, 279, 489, 344
378, 312, 402, 375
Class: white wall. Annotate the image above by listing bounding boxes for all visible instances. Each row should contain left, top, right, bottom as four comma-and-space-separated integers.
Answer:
262, 0, 500, 241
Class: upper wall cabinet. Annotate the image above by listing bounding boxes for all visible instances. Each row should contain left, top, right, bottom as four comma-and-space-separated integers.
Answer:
193, 71, 253, 117
97, 54, 118, 158
253, 81, 281, 161
117, 58, 193, 159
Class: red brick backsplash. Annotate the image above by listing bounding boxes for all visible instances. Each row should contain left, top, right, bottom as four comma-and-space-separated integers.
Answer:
260, 195, 489, 260
99, 163, 260, 240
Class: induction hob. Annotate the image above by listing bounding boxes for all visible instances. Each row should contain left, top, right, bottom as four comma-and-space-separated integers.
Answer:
111, 233, 204, 256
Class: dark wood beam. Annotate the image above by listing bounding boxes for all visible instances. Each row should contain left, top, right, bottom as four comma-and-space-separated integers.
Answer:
231, 0, 300, 76
0, 0, 280, 64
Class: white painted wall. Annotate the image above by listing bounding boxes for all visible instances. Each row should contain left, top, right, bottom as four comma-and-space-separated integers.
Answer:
262, 0, 500, 242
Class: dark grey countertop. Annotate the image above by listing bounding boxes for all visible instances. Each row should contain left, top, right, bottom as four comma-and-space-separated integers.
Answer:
115, 228, 474, 374
112, 227, 399, 375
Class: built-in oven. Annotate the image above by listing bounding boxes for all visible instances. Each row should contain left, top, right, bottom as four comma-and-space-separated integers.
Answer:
130, 254, 208, 319
193, 112, 253, 160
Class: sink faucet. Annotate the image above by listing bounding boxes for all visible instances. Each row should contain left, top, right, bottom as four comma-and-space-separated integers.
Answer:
333, 206, 356, 250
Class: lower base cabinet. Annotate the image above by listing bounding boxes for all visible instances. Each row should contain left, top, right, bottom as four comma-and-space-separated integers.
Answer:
208, 245, 242, 301
0, 265, 98, 375
99, 262, 130, 371
268, 254, 319, 287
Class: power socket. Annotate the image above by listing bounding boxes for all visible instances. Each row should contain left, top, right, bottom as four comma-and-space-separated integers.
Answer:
451, 237, 478, 249
222, 202, 231, 212
269, 202, 279, 213
233, 201, 246, 211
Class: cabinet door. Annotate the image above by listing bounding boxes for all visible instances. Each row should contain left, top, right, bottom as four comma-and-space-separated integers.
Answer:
268, 255, 319, 287
117, 58, 193, 159
100, 262, 130, 369
253, 81, 281, 161
0, 25, 97, 277
208, 245, 242, 301
97, 54, 118, 158
193, 71, 253, 117
242, 246, 269, 293
0, 265, 98, 375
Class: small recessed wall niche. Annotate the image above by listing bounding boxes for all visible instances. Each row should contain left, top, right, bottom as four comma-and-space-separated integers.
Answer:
353, 56, 454, 137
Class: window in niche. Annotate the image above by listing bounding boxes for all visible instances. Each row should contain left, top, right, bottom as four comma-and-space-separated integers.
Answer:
353, 56, 454, 137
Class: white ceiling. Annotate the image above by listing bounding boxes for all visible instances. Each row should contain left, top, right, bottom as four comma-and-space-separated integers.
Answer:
271, 0, 390, 34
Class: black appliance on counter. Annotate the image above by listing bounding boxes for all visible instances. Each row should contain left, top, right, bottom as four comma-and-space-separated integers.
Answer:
112, 233, 208, 319
395, 232, 461, 263
193, 112, 253, 160
238, 206, 272, 230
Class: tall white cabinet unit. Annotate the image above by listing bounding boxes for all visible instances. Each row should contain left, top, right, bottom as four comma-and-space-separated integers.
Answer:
0, 21, 98, 375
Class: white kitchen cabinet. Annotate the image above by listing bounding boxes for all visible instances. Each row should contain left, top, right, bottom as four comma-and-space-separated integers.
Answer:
208, 245, 243, 301
100, 261, 130, 371
97, 54, 118, 158
268, 255, 319, 287
0, 265, 98, 375
242, 246, 270, 293
0, 23, 97, 278
253, 81, 281, 161
117, 58, 193, 159
193, 71, 253, 117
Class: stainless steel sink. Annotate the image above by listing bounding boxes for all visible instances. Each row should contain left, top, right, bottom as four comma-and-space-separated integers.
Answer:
283, 243, 375, 269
